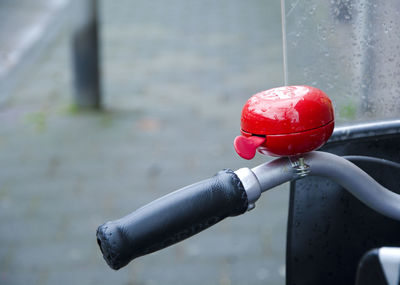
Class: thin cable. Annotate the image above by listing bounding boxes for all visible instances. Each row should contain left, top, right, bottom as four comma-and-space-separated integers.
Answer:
343, 155, 400, 170
280, 0, 289, 85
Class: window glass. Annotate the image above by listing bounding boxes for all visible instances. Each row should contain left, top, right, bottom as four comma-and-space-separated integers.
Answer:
283, 0, 400, 124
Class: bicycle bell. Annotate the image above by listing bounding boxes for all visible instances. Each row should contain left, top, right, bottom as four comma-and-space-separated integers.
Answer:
234, 85, 334, 159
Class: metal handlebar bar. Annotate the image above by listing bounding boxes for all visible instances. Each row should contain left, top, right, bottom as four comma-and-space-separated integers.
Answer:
236, 151, 400, 220
97, 151, 400, 270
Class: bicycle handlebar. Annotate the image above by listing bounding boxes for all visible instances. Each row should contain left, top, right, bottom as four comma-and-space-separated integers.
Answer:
96, 169, 248, 270
97, 151, 400, 270
245, 151, 400, 220
305, 152, 400, 220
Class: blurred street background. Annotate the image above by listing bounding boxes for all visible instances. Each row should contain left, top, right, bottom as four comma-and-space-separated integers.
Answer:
0, 1, 287, 284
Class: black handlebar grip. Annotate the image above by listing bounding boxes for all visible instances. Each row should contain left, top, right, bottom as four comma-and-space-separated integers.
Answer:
96, 169, 248, 270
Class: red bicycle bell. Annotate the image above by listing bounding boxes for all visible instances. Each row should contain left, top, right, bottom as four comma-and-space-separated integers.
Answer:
234, 85, 334, 159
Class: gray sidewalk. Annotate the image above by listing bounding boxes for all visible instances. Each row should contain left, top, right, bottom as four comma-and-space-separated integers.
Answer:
0, 1, 287, 284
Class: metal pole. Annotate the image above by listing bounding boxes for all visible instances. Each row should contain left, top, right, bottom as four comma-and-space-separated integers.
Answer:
71, 0, 101, 109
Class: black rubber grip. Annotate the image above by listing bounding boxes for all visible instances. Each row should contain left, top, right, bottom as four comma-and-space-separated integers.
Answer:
96, 169, 248, 270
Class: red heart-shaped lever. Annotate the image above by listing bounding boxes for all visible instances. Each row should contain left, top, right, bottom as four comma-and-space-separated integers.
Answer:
234, 136, 266, 160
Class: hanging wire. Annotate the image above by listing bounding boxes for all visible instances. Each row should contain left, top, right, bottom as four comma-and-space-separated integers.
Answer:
343, 155, 400, 170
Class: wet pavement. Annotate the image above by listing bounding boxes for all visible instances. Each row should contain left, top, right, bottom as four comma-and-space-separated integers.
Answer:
0, 1, 288, 284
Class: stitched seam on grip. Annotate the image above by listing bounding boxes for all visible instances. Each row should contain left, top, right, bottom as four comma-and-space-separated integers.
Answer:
223, 169, 249, 215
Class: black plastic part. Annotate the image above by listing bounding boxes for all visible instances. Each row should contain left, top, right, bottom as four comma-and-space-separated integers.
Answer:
286, 133, 400, 285
97, 169, 248, 270
355, 249, 388, 285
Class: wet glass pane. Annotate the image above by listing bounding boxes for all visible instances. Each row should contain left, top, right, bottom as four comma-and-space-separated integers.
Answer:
283, 0, 400, 124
